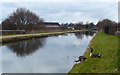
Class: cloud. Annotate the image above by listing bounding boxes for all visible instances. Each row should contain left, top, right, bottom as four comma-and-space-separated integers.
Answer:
0, 0, 119, 2
45, 11, 99, 24
1, 2, 118, 24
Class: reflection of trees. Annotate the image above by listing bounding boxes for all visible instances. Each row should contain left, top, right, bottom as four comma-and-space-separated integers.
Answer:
75, 31, 96, 39
75, 32, 84, 39
7, 38, 46, 57
62, 33, 68, 36
84, 31, 95, 37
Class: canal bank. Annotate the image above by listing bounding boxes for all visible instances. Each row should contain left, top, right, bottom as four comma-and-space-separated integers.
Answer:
0, 30, 87, 44
69, 31, 119, 73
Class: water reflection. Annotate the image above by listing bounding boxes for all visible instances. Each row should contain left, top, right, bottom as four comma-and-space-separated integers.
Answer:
84, 31, 95, 37
2, 31, 96, 73
75, 31, 95, 39
7, 38, 46, 57
62, 33, 68, 36
6, 31, 95, 57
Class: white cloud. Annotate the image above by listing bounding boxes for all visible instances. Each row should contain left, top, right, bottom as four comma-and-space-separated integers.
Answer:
0, 3, 2, 23
0, 0, 119, 2
45, 11, 99, 24
1, 2, 118, 24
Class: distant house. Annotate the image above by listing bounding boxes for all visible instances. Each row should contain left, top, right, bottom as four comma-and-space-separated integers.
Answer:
91, 26, 98, 30
43, 22, 60, 27
31, 22, 73, 32
68, 27, 74, 30
32, 22, 61, 32
104, 25, 120, 35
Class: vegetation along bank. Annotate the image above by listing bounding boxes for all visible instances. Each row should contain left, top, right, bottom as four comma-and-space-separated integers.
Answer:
0, 30, 87, 44
69, 31, 119, 73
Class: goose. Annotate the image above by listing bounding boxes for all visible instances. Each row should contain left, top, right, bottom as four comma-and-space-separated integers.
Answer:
74, 56, 87, 62
90, 48, 102, 58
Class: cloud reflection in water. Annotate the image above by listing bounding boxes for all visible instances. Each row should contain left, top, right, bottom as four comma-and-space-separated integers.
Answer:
2, 31, 95, 73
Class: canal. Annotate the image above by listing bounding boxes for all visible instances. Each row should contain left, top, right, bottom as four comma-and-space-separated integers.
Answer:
1, 31, 95, 73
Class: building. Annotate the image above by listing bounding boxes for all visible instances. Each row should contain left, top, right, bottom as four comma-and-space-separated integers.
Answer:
91, 25, 98, 30
32, 22, 61, 32
43, 22, 60, 27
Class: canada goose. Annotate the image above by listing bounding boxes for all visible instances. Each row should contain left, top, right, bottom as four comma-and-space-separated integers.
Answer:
74, 56, 87, 62
90, 48, 102, 58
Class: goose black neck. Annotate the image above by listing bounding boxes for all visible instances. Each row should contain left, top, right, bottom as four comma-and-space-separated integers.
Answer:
90, 48, 93, 53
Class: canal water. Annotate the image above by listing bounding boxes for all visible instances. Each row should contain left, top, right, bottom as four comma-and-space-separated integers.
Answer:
1, 31, 95, 73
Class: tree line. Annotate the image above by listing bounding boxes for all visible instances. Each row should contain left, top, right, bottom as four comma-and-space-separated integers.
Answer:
1, 7, 119, 32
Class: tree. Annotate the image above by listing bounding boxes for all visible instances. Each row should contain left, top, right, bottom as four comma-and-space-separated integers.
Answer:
8, 38, 46, 57
84, 22, 90, 29
2, 8, 43, 30
89, 22, 94, 28
85, 22, 95, 29
96, 19, 117, 34
2, 19, 16, 30
96, 19, 116, 29
74, 22, 84, 30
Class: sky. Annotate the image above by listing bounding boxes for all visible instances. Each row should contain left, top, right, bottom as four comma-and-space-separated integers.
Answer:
0, 0, 119, 24
0, 0, 119, 74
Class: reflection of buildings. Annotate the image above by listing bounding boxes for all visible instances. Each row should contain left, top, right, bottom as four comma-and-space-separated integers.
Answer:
75, 31, 95, 39
7, 38, 46, 57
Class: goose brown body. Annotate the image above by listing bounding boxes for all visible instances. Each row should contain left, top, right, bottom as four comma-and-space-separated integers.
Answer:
74, 56, 87, 62
90, 53, 102, 58
90, 48, 102, 58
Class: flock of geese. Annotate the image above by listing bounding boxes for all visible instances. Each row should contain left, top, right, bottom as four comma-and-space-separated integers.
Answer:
74, 48, 102, 62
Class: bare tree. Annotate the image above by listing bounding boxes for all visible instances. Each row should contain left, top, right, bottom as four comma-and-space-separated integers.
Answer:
2, 19, 16, 30
96, 19, 116, 29
96, 19, 117, 34
2, 7, 43, 30
74, 22, 84, 30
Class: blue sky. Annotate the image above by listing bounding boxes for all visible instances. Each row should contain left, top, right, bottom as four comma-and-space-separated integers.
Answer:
0, 1, 118, 24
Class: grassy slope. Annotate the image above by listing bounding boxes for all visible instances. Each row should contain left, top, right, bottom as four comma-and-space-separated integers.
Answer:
69, 31, 118, 73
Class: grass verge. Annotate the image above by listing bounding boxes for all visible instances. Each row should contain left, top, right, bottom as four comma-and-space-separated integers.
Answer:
69, 31, 119, 73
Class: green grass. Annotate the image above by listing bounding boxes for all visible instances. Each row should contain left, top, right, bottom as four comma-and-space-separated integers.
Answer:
69, 31, 119, 73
